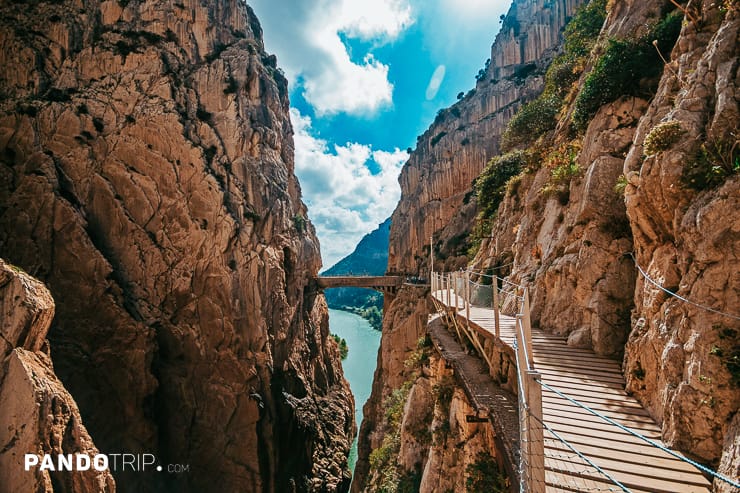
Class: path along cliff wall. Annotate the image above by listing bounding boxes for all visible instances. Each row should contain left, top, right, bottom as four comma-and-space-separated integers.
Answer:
0, 1, 353, 492
472, 0, 740, 481
375, 0, 739, 489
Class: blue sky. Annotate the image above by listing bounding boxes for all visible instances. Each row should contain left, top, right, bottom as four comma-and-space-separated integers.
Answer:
249, 0, 512, 267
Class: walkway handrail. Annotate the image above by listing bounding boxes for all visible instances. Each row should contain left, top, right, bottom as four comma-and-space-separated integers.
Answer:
539, 380, 740, 490
431, 267, 725, 492
432, 269, 544, 492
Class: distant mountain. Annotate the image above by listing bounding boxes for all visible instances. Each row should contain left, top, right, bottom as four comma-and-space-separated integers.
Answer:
323, 218, 390, 329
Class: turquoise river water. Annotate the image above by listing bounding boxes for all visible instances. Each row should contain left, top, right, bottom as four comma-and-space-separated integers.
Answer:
328, 308, 382, 473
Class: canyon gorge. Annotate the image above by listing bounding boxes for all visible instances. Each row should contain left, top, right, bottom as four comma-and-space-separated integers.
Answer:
0, 0, 738, 492
0, 0, 352, 491
358, 0, 739, 491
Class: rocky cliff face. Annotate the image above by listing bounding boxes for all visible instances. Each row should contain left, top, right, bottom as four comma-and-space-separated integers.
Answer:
0, 259, 115, 493
475, 0, 740, 476
620, 0, 740, 481
353, 297, 502, 492
352, 286, 430, 491
0, 1, 353, 492
374, 0, 739, 489
388, 0, 588, 275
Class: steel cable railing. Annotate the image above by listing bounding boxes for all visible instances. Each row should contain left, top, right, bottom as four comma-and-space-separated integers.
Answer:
431, 265, 733, 493
431, 268, 544, 492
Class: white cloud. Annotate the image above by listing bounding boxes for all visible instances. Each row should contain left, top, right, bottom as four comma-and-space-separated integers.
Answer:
251, 0, 413, 116
337, 0, 413, 40
425, 64, 446, 100
291, 108, 408, 267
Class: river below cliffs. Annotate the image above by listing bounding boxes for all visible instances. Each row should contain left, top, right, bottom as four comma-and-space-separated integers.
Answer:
328, 308, 381, 472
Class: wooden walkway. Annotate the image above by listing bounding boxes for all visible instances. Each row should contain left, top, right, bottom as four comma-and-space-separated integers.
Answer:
432, 288, 712, 493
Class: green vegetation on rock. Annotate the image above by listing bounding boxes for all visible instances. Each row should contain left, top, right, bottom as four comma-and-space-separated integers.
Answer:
573, 10, 682, 132
331, 334, 348, 360
465, 451, 508, 493
682, 136, 740, 190
369, 337, 432, 492
502, 0, 607, 150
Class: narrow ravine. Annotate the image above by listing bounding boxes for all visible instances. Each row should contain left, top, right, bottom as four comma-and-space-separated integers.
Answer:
328, 308, 382, 472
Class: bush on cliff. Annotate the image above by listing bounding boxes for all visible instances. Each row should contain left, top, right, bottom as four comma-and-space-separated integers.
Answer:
572, 10, 682, 132
502, 0, 607, 150
476, 151, 528, 219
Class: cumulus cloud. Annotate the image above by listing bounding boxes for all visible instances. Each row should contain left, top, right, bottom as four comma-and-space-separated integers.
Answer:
291, 108, 408, 267
251, 0, 413, 116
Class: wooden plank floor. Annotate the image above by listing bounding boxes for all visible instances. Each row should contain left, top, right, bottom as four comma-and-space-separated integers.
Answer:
433, 289, 712, 492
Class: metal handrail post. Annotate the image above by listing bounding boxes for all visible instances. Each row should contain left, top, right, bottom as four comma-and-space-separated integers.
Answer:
523, 288, 534, 365
452, 271, 460, 310
492, 276, 500, 338
465, 270, 471, 321
527, 370, 545, 493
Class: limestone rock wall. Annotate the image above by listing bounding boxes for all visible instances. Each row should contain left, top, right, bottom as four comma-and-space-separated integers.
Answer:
0, 259, 115, 493
388, 0, 588, 275
620, 0, 740, 476
381, 0, 739, 487
0, 1, 353, 492
475, 0, 740, 472
352, 286, 431, 491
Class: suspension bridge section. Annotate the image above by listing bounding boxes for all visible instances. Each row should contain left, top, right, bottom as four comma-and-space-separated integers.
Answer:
430, 271, 723, 493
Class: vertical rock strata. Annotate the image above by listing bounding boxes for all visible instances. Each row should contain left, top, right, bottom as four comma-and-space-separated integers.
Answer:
388, 0, 588, 275
372, 0, 739, 489
621, 0, 740, 478
0, 259, 115, 493
0, 1, 353, 492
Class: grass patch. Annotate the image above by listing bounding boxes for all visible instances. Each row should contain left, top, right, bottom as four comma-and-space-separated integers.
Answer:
682, 135, 739, 190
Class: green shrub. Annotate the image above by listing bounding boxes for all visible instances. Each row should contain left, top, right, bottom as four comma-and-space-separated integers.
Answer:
331, 334, 348, 359
502, 0, 607, 150
501, 94, 561, 150
541, 140, 582, 204
643, 120, 684, 155
433, 375, 456, 410
476, 150, 528, 219
293, 214, 306, 233
573, 10, 682, 132
682, 137, 740, 190
715, 326, 739, 386
431, 131, 447, 147
614, 174, 628, 195
466, 451, 508, 493
564, 0, 608, 57
368, 380, 415, 491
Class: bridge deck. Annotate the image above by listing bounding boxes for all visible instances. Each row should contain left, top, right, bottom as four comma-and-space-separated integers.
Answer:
314, 275, 403, 289
433, 289, 712, 493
